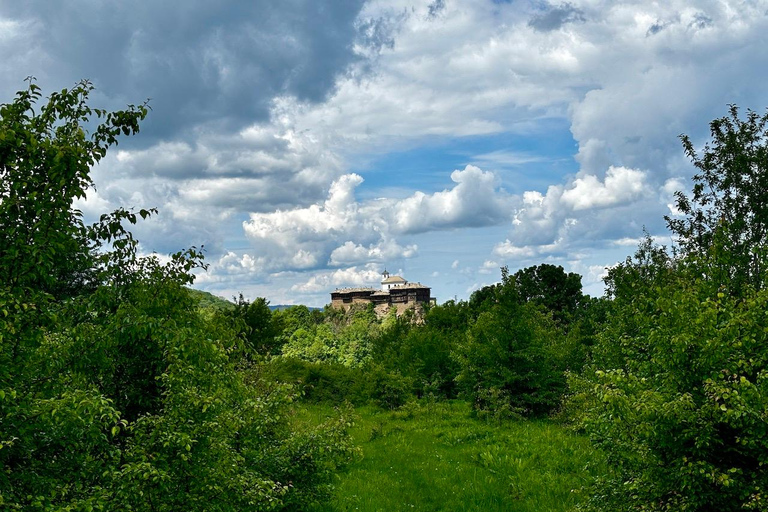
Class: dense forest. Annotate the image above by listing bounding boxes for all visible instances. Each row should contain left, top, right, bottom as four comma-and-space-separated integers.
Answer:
2, 82, 767, 511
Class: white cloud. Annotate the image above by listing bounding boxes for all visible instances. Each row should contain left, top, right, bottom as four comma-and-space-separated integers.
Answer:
291, 264, 383, 293
560, 166, 648, 211
329, 239, 418, 266
387, 165, 514, 234
470, 149, 548, 169
493, 240, 562, 260
21, 0, 768, 306
478, 260, 500, 275
661, 177, 687, 216
501, 166, 652, 257
241, 165, 513, 271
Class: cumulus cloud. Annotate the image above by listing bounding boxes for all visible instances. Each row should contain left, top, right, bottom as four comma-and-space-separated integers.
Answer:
389, 166, 514, 233
291, 264, 383, 293
329, 240, 418, 265
493, 239, 563, 261
560, 166, 648, 211
9, 0, 768, 305
74, 116, 346, 256
478, 260, 500, 275
493, 166, 652, 262
241, 165, 514, 271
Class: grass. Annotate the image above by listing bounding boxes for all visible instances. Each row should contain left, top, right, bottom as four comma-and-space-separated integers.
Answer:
300, 400, 604, 512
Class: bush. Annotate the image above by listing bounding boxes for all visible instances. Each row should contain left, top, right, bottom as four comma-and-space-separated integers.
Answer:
366, 364, 414, 410
261, 357, 370, 405
572, 106, 768, 511
454, 301, 566, 417
574, 278, 768, 511
0, 81, 356, 511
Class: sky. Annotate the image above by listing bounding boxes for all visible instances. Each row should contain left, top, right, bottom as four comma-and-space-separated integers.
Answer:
2, 0, 768, 306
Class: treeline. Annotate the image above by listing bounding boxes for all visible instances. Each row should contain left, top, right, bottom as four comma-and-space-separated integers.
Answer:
231, 263, 602, 418
2, 80, 767, 512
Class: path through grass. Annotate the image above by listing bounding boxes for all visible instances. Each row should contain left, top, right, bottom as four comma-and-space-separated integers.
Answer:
303, 400, 603, 512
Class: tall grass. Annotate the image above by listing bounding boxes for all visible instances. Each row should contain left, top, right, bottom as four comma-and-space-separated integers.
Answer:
301, 400, 603, 512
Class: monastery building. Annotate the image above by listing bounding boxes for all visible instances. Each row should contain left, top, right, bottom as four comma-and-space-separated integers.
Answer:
330, 270, 433, 315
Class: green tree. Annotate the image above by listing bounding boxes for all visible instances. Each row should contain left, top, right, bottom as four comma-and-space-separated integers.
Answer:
0, 79, 147, 299
575, 273, 768, 512
372, 311, 460, 399
511, 264, 584, 324
468, 283, 500, 318
574, 106, 768, 511
667, 105, 768, 296
228, 294, 282, 356
424, 299, 471, 332
455, 271, 566, 417
0, 81, 356, 511
280, 304, 379, 368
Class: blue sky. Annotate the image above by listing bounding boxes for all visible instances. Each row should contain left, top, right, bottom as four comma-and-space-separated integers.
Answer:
2, 0, 768, 306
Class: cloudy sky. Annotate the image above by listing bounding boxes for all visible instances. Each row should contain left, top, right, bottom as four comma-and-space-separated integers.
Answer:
3, 0, 767, 305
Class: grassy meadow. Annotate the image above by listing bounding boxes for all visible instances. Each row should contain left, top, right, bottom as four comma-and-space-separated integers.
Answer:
300, 400, 605, 512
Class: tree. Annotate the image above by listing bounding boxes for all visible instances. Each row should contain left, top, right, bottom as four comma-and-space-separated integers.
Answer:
575, 274, 768, 512
0, 81, 356, 511
0, 79, 147, 298
667, 105, 768, 296
573, 106, 768, 511
228, 294, 282, 356
454, 270, 567, 417
511, 264, 584, 324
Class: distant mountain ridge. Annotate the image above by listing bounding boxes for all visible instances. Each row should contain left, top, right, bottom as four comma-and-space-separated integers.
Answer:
186, 289, 320, 312
268, 304, 322, 312
186, 288, 234, 311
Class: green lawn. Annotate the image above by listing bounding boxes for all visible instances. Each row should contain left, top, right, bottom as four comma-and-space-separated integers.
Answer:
302, 400, 603, 512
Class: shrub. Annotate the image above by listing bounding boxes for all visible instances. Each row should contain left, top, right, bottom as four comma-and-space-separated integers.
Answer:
261, 357, 370, 405
366, 364, 414, 410
454, 302, 566, 417
0, 81, 356, 511
574, 278, 768, 511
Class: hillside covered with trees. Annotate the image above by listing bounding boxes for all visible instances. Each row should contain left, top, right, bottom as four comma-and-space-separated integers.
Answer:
2, 82, 767, 511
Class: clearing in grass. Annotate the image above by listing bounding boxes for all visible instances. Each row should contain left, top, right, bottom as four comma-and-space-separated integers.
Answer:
300, 400, 604, 512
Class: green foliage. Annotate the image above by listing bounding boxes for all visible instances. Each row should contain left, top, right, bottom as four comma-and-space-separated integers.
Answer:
280, 304, 380, 368
187, 288, 235, 312
0, 81, 355, 511
424, 298, 472, 332
574, 276, 768, 512
511, 263, 585, 325
274, 305, 322, 349
263, 357, 415, 410
365, 364, 413, 410
573, 107, 768, 511
455, 302, 565, 417
227, 294, 283, 356
261, 357, 370, 405
468, 283, 500, 317
0, 79, 147, 299
450, 265, 595, 418
372, 311, 460, 399
668, 105, 768, 295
